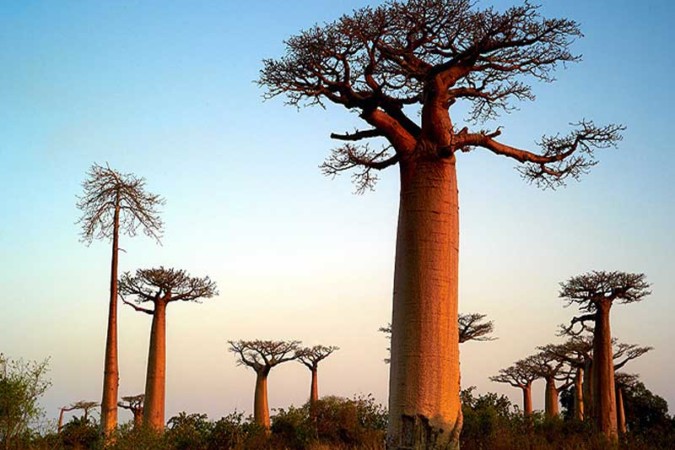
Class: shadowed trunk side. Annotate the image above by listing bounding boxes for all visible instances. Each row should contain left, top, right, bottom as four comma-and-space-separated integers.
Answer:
522, 384, 533, 417
616, 385, 626, 435
544, 377, 560, 418
574, 367, 584, 421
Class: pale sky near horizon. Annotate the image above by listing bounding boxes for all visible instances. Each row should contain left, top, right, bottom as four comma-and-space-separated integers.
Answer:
1, 0, 674, 427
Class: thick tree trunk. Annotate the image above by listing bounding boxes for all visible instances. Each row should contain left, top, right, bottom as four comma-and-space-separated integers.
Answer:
592, 302, 618, 440
583, 358, 594, 421
101, 202, 120, 436
574, 367, 584, 421
254, 371, 270, 431
387, 156, 460, 450
522, 384, 533, 417
544, 377, 559, 418
310, 368, 318, 404
616, 386, 626, 435
143, 300, 167, 431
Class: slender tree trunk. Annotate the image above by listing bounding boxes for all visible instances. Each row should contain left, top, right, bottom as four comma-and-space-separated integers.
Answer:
583, 358, 594, 421
254, 371, 270, 431
522, 384, 533, 417
133, 409, 143, 429
58, 408, 65, 433
616, 386, 626, 435
574, 367, 584, 421
592, 302, 618, 440
143, 300, 167, 431
101, 200, 120, 436
544, 377, 559, 418
310, 368, 318, 404
388, 156, 460, 450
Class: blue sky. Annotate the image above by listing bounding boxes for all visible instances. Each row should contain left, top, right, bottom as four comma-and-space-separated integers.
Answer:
1, 0, 673, 426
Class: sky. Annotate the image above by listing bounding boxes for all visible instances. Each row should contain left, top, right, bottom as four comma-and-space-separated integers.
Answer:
1, 0, 674, 428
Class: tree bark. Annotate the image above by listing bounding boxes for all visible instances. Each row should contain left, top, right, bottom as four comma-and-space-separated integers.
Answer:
133, 410, 143, 429
388, 155, 460, 449
574, 367, 584, 421
254, 371, 270, 431
544, 377, 560, 418
101, 200, 120, 436
616, 386, 626, 435
310, 368, 318, 404
522, 384, 533, 417
143, 300, 167, 431
583, 358, 594, 421
592, 301, 618, 440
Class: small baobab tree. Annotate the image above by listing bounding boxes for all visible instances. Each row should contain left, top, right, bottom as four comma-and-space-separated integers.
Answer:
614, 372, 639, 435
295, 345, 339, 406
118, 394, 144, 429
560, 271, 650, 440
120, 267, 217, 431
58, 401, 98, 433
228, 340, 300, 431
523, 351, 574, 418
490, 359, 538, 417
259, 1, 623, 446
77, 163, 164, 435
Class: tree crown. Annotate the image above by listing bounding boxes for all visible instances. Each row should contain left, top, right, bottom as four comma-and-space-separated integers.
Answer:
228, 340, 301, 373
295, 345, 339, 370
560, 271, 651, 311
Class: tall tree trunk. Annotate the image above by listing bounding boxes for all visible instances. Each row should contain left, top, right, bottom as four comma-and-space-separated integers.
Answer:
310, 368, 318, 404
616, 386, 626, 435
592, 302, 618, 440
388, 156, 460, 450
574, 367, 584, 421
522, 384, 533, 417
58, 408, 65, 433
133, 410, 143, 429
254, 371, 270, 431
101, 201, 120, 436
583, 358, 594, 421
544, 377, 559, 418
143, 300, 167, 431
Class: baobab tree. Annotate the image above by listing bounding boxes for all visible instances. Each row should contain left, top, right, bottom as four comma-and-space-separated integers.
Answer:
295, 345, 339, 406
228, 340, 300, 431
523, 351, 574, 418
77, 163, 164, 435
614, 372, 639, 435
120, 267, 217, 431
560, 271, 650, 440
489, 359, 538, 417
118, 394, 144, 429
57, 401, 98, 433
259, 1, 623, 446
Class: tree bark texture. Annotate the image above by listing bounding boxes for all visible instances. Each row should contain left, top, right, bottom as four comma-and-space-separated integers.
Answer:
574, 367, 584, 421
310, 368, 318, 404
544, 377, 560, 418
101, 201, 120, 436
387, 157, 460, 450
522, 384, 533, 417
254, 371, 271, 431
143, 300, 167, 431
592, 302, 618, 440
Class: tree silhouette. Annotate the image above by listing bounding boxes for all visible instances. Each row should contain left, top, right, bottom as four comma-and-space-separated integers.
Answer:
614, 373, 639, 435
260, 1, 622, 446
523, 351, 574, 418
560, 271, 650, 440
295, 345, 339, 409
57, 401, 98, 433
76, 163, 163, 436
489, 359, 538, 417
118, 394, 144, 429
228, 340, 300, 431
120, 267, 217, 431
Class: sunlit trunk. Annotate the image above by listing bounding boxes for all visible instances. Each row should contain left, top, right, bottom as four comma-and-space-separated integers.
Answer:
101, 200, 120, 436
58, 408, 65, 433
522, 384, 533, 417
616, 386, 626, 435
143, 300, 166, 431
592, 302, 618, 440
133, 409, 143, 429
574, 367, 584, 421
544, 377, 559, 418
254, 371, 270, 431
388, 156, 460, 449
310, 368, 318, 404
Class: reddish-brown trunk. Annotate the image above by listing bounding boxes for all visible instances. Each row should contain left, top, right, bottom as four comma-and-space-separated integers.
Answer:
143, 299, 167, 431
310, 368, 318, 404
101, 200, 120, 436
574, 367, 584, 421
254, 371, 270, 431
544, 377, 560, 418
592, 302, 618, 440
522, 384, 533, 417
58, 408, 65, 433
388, 156, 460, 449
583, 358, 594, 421
616, 386, 626, 435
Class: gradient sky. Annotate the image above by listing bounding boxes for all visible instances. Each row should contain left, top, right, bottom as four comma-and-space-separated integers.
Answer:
1, 0, 673, 427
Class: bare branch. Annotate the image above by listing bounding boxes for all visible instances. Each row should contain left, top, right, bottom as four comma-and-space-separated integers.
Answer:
119, 267, 218, 305
295, 345, 339, 371
320, 143, 399, 194
227, 340, 301, 374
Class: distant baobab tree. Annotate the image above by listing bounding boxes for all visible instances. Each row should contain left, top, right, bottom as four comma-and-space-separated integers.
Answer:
57, 401, 98, 433
259, 0, 623, 445
76, 163, 164, 436
120, 267, 217, 431
560, 271, 650, 440
489, 360, 538, 417
228, 340, 300, 431
118, 394, 144, 429
523, 351, 574, 418
380, 313, 495, 363
614, 372, 639, 435
295, 345, 339, 406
